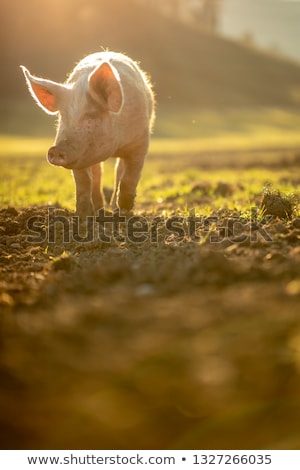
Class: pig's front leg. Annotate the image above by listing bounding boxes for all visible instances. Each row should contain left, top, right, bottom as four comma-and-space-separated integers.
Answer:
91, 163, 105, 211
72, 167, 94, 216
73, 163, 104, 216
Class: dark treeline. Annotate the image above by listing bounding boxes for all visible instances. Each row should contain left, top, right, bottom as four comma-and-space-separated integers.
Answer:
2, 0, 156, 94
2, 0, 300, 108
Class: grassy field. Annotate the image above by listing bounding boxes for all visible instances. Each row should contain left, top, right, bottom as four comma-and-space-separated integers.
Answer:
1, 106, 300, 209
0, 138, 299, 212
1, 109, 300, 449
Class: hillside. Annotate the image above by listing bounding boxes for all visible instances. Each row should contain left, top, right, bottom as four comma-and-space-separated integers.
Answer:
2, 0, 300, 108
222, 0, 300, 62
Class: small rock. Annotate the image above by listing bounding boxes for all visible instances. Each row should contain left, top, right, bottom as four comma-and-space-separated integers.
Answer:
191, 182, 212, 195
261, 192, 294, 219
10, 243, 21, 249
292, 218, 300, 229
215, 182, 235, 197
5, 207, 18, 217
52, 252, 76, 272
0, 292, 15, 307
6, 237, 19, 247
4, 220, 21, 236
284, 230, 300, 243
135, 284, 156, 297
286, 279, 300, 296
30, 263, 44, 272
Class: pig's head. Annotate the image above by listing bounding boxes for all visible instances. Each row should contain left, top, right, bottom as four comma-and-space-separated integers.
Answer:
21, 62, 124, 169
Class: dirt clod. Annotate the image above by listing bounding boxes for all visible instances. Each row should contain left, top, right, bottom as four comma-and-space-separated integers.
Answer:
261, 186, 298, 219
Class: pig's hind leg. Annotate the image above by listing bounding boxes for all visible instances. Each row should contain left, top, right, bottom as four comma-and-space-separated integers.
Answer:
111, 158, 125, 210
117, 155, 145, 212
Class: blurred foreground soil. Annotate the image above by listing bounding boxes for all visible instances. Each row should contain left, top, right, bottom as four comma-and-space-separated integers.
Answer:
1, 201, 300, 449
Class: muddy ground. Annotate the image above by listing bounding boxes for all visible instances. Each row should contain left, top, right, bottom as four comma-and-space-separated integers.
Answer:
1, 200, 300, 449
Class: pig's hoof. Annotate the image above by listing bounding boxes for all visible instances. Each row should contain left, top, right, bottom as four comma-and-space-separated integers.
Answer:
76, 200, 95, 218
118, 194, 135, 213
73, 214, 93, 228
120, 209, 134, 218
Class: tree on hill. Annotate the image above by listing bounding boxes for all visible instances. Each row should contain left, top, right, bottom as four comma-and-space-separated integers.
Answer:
137, 0, 223, 33
193, 0, 223, 33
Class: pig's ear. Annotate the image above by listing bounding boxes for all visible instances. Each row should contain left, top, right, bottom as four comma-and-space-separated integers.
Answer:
88, 62, 123, 113
20, 66, 64, 115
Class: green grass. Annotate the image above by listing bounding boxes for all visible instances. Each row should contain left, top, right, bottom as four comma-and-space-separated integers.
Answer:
0, 136, 53, 156
1, 106, 300, 212
155, 107, 300, 142
0, 138, 299, 215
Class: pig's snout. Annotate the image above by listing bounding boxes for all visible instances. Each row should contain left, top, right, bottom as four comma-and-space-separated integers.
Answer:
47, 146, 68, 167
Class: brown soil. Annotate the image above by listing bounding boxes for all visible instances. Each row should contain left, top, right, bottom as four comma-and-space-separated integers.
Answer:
1, 205, 300, 449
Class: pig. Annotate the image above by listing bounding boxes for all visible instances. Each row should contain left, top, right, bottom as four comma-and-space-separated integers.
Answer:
21, 51, 155, 216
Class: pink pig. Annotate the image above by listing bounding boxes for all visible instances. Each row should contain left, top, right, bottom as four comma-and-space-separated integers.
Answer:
21, 51, 155, 216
